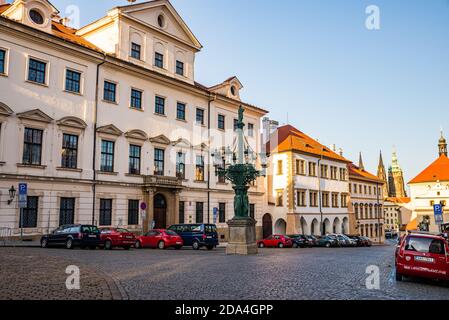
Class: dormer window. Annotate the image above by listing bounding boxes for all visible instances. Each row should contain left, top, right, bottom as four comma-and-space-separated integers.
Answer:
230, 86, 236, 96
157, 14, 166, 28
29, 9, 44, 25
155, 52, 164, 68
131, 43, 141, 60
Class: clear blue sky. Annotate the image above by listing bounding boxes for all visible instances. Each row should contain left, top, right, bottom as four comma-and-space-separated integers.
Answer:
45, 0, 449, 184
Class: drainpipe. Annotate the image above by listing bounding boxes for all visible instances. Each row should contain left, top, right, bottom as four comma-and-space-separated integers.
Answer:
376, 181, 381, 243
318, 156, 324, 235
206, 93, 216, 224
92, 57, 106, 225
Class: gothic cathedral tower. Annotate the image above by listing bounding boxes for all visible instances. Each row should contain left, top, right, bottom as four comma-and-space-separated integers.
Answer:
388, 150, 407, 198
377, 151, 388, 198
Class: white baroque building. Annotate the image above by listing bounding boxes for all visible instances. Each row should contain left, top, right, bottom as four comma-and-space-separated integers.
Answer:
0, 0, 268, 239
263, 124, 350, 237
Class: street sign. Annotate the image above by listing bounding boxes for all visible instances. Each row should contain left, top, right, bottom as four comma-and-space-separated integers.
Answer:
18, 183, 27, 208
140, 202, 147, 211
213, 207, 218, 224
434, 204, 444, 225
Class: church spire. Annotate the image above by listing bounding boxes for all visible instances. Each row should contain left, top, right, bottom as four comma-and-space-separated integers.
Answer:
439, 129, 447, 157
377, 150, 388, 199
358, 152, 364, 171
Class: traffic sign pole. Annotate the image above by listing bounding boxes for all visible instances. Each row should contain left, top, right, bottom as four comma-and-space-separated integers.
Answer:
18, 183, 28, 241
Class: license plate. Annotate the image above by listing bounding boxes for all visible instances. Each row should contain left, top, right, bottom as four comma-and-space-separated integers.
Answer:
176, 242, 182, 244
415, 256, 434, 263
207, 236, 212, 239
88, 235, 97, 238
125, 236, 133, 239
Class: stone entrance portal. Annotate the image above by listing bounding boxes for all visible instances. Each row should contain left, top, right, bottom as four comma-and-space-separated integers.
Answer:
154, 194, 167, 229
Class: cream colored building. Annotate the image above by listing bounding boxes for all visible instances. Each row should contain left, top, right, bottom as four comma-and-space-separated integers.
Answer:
263, 124, 351, 237
348, 154, 385, 243
0, 0, 267, 240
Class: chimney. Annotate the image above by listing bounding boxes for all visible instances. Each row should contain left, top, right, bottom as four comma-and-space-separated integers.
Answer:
339, 148, 343, 156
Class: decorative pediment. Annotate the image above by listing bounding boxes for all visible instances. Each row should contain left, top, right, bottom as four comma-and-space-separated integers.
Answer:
17, 109, 53, 123
208, 76, 243, 100
125, 129, 148, 141
57, 116, 87, 129
0, 102, 13, 117
171, 138, 192, 148
97, 124, 123, 136
149, 134, 171, 145
194, 142, 209, 151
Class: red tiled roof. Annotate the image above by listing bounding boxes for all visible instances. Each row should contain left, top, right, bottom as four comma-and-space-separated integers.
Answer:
409, 154, 449, 184
348, 163, 384, 183
266, 125, 351, 163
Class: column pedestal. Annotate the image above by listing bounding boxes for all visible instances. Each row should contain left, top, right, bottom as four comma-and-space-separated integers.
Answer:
226, 217, 258, 255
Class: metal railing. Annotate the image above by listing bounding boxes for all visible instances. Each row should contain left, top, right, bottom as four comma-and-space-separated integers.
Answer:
0, 227, 13, 246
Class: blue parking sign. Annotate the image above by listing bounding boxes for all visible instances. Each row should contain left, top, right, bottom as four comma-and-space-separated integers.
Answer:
18, 183, 27, 208
434, 204, 444, 225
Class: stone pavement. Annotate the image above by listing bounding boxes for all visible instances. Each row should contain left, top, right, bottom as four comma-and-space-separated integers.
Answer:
0, 244, 448, 300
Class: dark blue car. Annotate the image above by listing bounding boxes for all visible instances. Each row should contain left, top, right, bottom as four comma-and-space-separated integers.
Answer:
168, 224, 219, 250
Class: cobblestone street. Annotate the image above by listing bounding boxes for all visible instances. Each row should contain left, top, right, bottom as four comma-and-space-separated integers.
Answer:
0, 242, 448, 300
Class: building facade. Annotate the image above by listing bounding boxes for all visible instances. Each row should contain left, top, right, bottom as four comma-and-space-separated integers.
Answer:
348, 154, 385, 243
407, 133, 449, 233
0, 0, 267, 240
383, 197, 411, 233
264, 124, 351, 238
388, 150, 407, 198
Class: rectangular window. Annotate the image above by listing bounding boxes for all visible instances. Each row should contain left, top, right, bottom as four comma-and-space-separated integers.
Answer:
23, 128, 43, 165
103, 81, 117, 103
129, 144, 141, 175
277, 160, 283, 175
309, 162, 317, 176
217, 157, 226, 183
297, 190, 306, 207
61, 133, 78, 169
276, 191, 283, 207
100, 140, 115, 172
196, 108, 204, 125
176, 152, 185, 179
176, 60, 184, 76
341, 194, 348, 208
131, 42, 141, 60
155, 96, 165, 115
20, 196, 38, 228
218, 114, 225, 130
154, 148, 164, 176
28, 58, 46, 84
330, 166, 338, 180
179, 201, 185, 224
309, 191, 318, 207
128, 200, 139, 225
196, 202, 204, 223
320, 164, 328, 179
131, 89, 142, 110
248, 123, 254, 137
250, 204, 255, 219
332, 193, 339, 208
340, 168, 347, 181
295, 159, 306, 175
65, 69, 81, 93
322, 192, 330, 207
0, 49, 5, 74
176, 102, 186, 120
233, 119, 238, 131
59, 198, 75, 226
155, 52, 164, 68
219, 202, 226, 223
99, 199, 112, 226
195, 155, 205, 181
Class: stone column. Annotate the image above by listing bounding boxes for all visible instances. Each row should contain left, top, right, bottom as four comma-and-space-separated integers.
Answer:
226, 217, 258, 255
143, 188, 155, 233
173, 190, 180, 225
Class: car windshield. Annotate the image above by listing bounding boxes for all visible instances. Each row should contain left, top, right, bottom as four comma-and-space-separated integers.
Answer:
116, 228, 129, 233
405, 236, 446, 254
287, 235, 298, 238
204, 225, 217, 233
165, 230, 178, 236
82, 226, 99, 233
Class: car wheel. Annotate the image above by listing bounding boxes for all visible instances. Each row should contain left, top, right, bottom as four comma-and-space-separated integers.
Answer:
258, 242, 264, 248
395, 271, 403, 281
104, 240, 112, 250
325, 242, 331, 248
135, 241, 142, 249
41, 238, 48, 248
278, 243, 284, 248
192, 241, 200, 250
65, 238, 73, 250
206, 245, 214, 250
158, 241, 165, 250
293, 243, 298, 248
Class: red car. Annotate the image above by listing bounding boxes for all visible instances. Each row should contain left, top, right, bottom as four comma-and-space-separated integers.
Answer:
100, 228, 136, 250
135, 229, 183, 250
257, 235, 293, 248
395, 233, 449, 282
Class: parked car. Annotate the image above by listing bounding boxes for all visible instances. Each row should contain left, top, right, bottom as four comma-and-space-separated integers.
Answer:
347, 235, 371, 247
305, 235, 319, 247
167, 224, 218, 250
316, 235, 339, 248
287, 235, 308, 248
361, 236, 373, 247
135, 229, 183, 249
257, 235, 293, 248
99, 227, 136, 250
395, 232, 449, 282
40, 224, 101, 249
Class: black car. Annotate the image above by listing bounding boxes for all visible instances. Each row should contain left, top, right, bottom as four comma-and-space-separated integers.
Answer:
347, 235, 365, 247
317, 236, 339, 248
41, 224, 101, 249
287, 235, 308, 248
168, 224, 219, 250
304, 235, 318, 247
